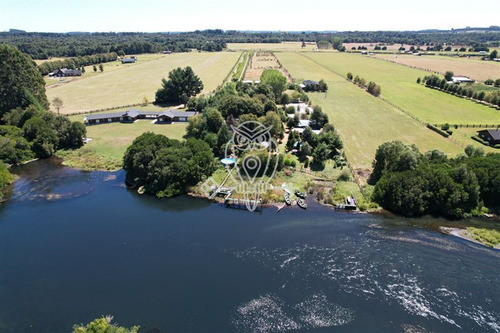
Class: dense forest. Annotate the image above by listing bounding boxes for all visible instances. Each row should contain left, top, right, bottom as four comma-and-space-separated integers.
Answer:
1, 27, 499, 59
0, 44, 86, 195
370, 141, 500, 218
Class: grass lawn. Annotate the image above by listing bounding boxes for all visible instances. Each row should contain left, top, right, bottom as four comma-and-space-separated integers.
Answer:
375, 53, 500, 82
227, 42, 317, 52
276, 52, 463, 171
44, 54, 165, 87
450, 127, 499, 154
300, 52, 500, 125
46, 52, 241, 114
58, 120, 188, 170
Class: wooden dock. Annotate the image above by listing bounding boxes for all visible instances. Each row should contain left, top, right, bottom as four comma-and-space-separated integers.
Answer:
224, 197, 262, 211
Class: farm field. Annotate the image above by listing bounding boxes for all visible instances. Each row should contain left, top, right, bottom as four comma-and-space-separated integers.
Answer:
58, 117, 188, 170
244, 51, 292, 82
375, 53, 500, 81
46, 52, 241, 114
44, 54, 165, 86
277, 52, 463, 172
300, 52, 500, 124
227, 42, 317, 52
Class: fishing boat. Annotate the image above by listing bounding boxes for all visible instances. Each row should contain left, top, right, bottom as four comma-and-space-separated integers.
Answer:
295, 190, 306, 199
297, 198, 307, 209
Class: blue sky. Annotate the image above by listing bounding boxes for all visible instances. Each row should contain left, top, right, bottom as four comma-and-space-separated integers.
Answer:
1, 0, 499, 32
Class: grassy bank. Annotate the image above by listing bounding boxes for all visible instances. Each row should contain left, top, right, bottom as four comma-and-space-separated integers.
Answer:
58, 119, 188, 170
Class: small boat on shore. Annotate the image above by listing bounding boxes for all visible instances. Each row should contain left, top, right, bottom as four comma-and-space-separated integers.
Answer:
297, 198, 307, 209
284, 193, 292, 205
295, 191, 306, 199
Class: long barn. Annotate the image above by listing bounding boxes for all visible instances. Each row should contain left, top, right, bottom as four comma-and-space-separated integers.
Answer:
83, 108, 196, 125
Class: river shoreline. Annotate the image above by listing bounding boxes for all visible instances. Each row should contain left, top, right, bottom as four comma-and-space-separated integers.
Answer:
5, 158, 500, 249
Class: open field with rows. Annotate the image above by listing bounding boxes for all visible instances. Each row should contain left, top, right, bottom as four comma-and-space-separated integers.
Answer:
374, 54, 500, 81
227, 42, 317, 52
277, 52, 464, 172
46, 52, 241, 114
244, 51, 292, 82
300, 52, 500, 124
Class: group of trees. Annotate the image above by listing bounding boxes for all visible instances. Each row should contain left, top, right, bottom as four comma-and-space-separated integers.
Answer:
370, 141, 500, 218
0, 44, 86, 194
421, 74, 500, 107
123, 132, 216, 198
185, 79, 284, 156
347, 72, 381, 96
37, 52, 118, 76
1, 31, 232, 59
317, 28, 499, 50
286, 123, 343, 168
2, 28, 499, 60
73, 316, 139, 333
303, 80, 328, 92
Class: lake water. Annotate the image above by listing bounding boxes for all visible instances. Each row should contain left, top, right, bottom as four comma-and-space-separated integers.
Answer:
0, 159, 499, 333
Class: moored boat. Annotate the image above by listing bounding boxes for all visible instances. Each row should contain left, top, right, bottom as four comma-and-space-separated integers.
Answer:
297, 198, 307, 209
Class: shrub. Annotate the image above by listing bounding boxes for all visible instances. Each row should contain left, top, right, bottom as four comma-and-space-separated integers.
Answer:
337, 169, 352, 181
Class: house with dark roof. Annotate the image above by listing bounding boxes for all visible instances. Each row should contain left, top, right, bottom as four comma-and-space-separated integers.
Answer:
156, 110, 197, 123
303, 80, 319, 87
50, 68, 82, 77
83, 109, 196, 125
477, 129, 500, 145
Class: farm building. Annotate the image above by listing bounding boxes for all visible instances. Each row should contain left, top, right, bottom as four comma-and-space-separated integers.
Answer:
303, 80, 319, 89
477, 129, 500, 145
83, 108, 196, 125
121, 58, 136, 64
49, 68, 82, 77
451, 76, 475, 84
156, 110, 197, 123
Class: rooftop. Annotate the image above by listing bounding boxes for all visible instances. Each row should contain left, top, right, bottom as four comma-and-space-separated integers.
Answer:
479, 129, 500, 140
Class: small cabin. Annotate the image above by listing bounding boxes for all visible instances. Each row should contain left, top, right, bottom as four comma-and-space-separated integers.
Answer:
477, 129, 500, 145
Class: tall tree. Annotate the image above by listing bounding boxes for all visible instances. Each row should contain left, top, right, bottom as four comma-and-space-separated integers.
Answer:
51, 97, 63, 115
0, 44, 49, 119
260, 69, 287, 101
444, 71, 454, 81
155, 66, 203, 104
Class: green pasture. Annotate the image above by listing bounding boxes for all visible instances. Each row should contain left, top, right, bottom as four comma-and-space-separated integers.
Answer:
277, 52, 463, 170
47, 52, 241, 114
301, 52, 499, 125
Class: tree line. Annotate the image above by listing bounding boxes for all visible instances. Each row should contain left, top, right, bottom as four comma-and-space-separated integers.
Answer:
3, 28, 499, 60
370, 141, 500, 218
346, 72, 381, 96
420, 73, 500, 108
0, 31, 228, 59
37, 52, 118, 76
